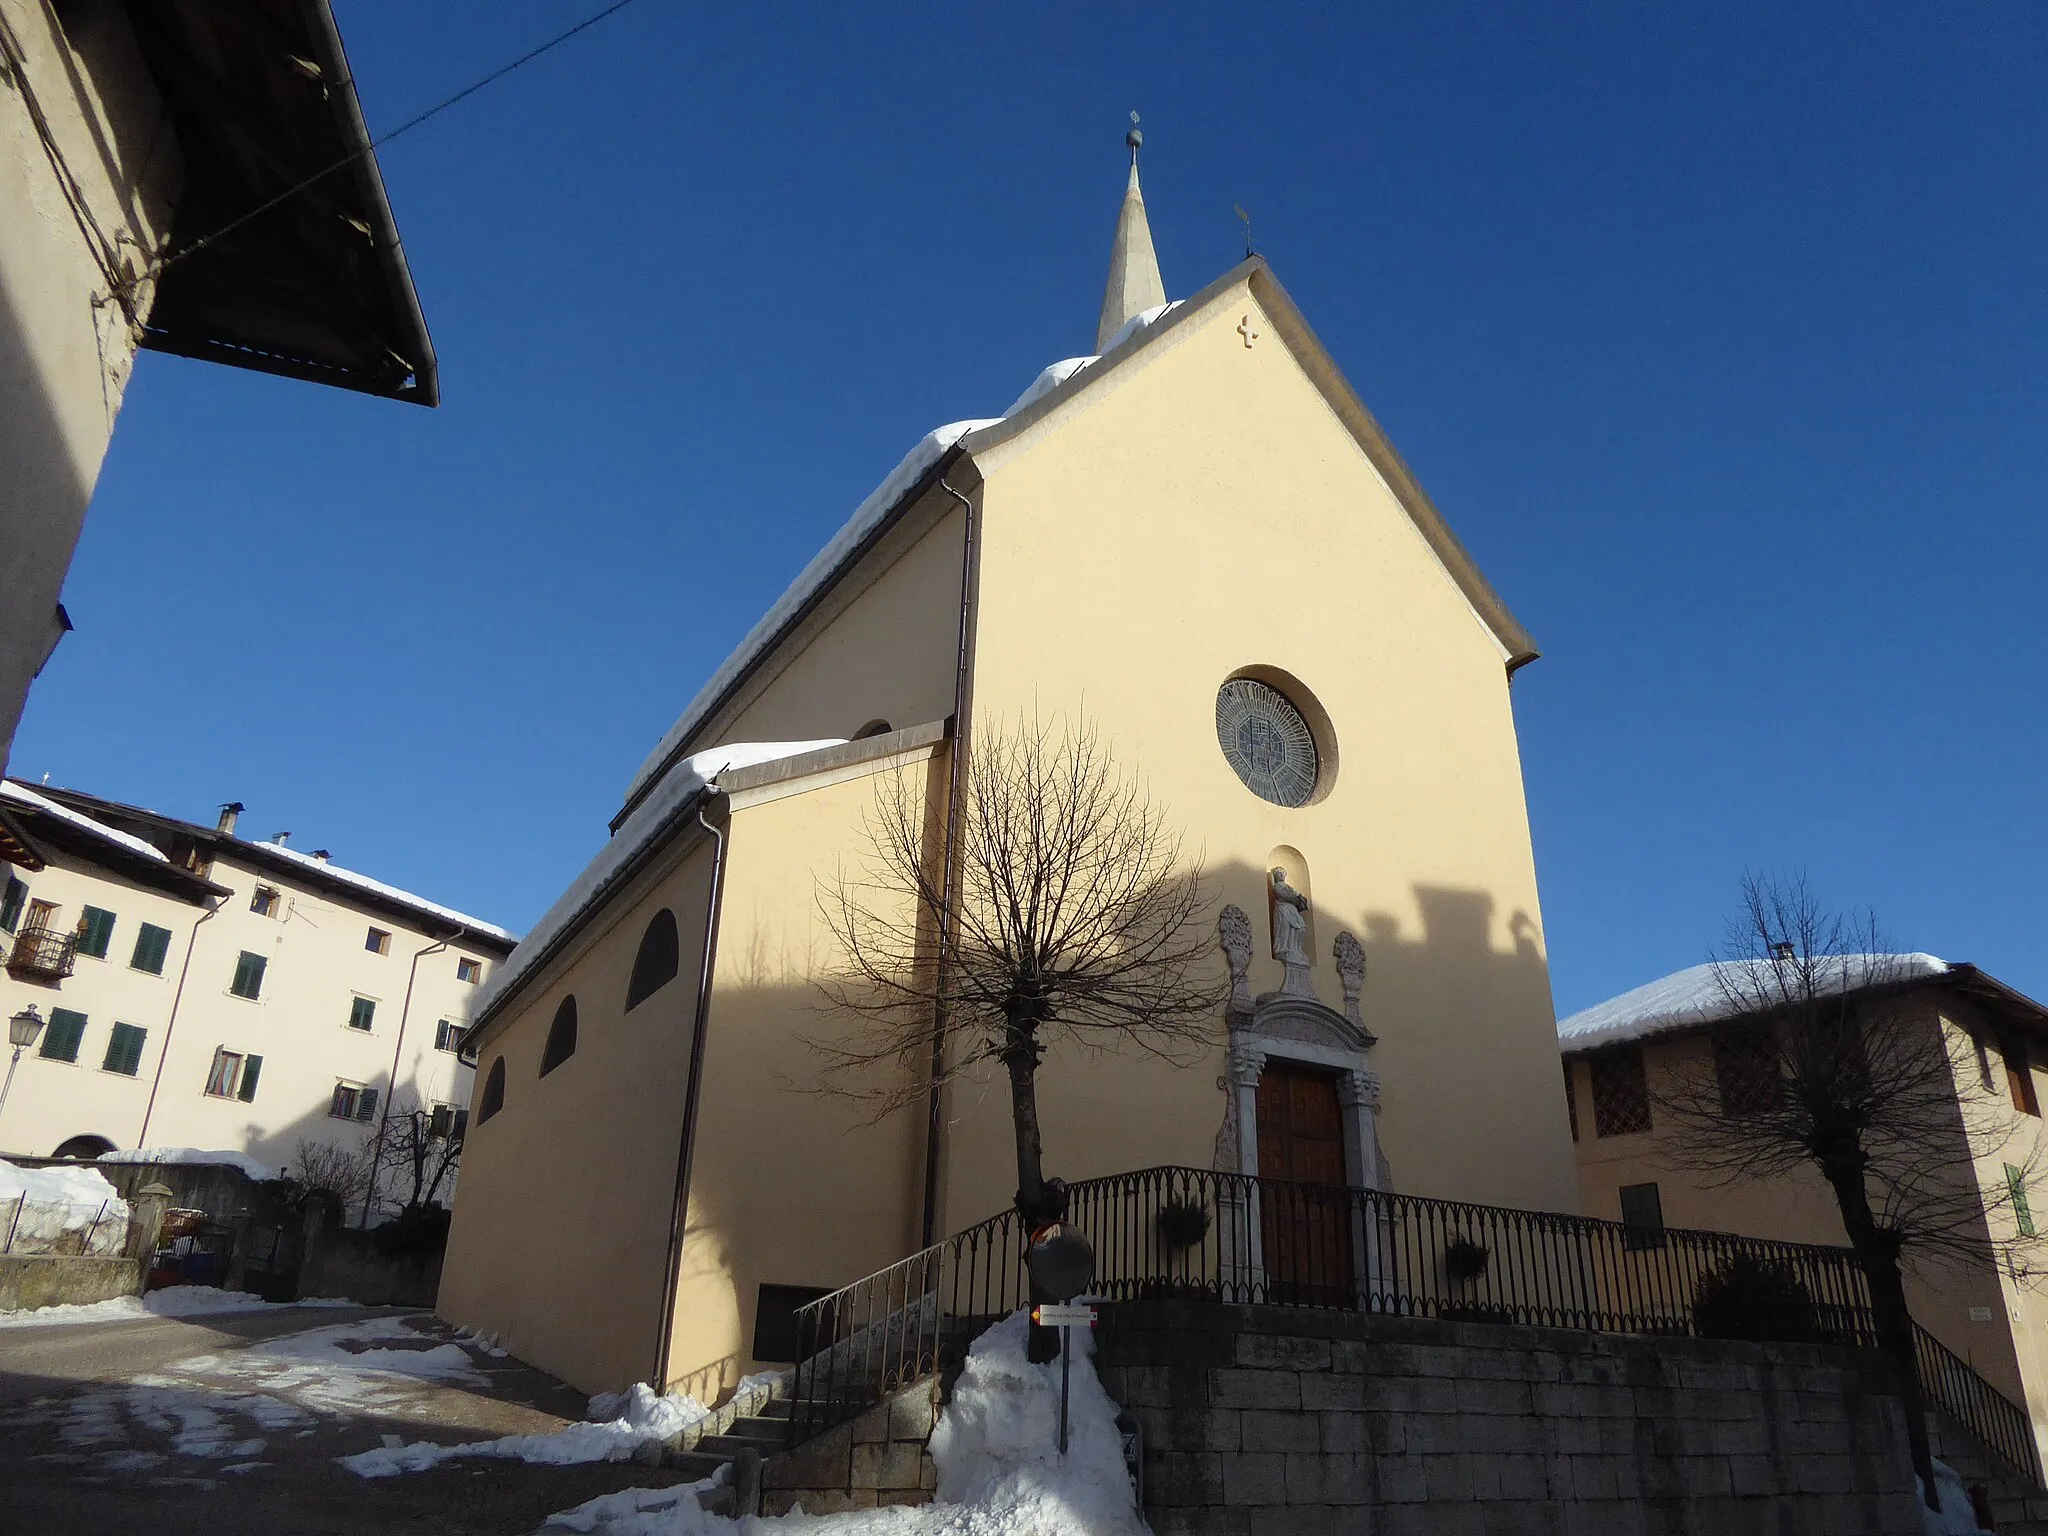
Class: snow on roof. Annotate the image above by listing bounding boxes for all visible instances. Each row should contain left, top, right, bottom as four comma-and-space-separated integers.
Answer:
1557, 953, 1952, 1053
1, 780, 169, 865
622, 302, 1187, 810
99, 1146, 276, 1182
241, 837, 516, 945
478, 739, 847, 1023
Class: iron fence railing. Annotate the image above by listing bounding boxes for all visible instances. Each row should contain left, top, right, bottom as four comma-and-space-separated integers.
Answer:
786, 1165, 1879, 1445
1915, 1322, 2045, 1489
1, 1192, 120, 1256
5, 924, 76, 980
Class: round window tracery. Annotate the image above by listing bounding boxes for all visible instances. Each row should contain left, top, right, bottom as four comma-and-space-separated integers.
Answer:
1215, 678, 1320, 807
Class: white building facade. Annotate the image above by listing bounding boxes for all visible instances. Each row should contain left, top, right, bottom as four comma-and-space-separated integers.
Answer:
0, 780, 512, 1205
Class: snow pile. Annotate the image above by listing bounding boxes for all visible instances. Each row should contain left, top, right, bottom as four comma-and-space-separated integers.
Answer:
477, 738, 847, 1020
1, 780, 169, 864
0, 1158, 129, 1254
341, 1381, 713, 1478
1558, 953, 1951, 1052
541, 1309, 1144, 1535
0, 1287, 362, 1329
100, 1147, 276, 1181
1920, 1459, 1992, 1534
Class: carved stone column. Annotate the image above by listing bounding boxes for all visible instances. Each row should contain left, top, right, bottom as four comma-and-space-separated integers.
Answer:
1218, 904, 1255, 1024
1333, 931, 1375, 1044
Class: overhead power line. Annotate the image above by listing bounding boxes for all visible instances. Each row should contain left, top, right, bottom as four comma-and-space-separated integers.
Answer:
151, 0, 651, 278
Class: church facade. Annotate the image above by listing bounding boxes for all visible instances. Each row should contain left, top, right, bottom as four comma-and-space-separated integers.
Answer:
440, 156, 1579, 1400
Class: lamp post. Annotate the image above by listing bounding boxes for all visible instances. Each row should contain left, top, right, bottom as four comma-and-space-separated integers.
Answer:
0, 1004, 45, 1127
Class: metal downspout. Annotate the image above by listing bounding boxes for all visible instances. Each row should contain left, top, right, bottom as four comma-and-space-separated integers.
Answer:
654, 797, 730, 1389
137, 891, 226, 1146
920, 471, 978, 1247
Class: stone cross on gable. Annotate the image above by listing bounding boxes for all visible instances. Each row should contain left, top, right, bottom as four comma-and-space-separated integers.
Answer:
1237, 314, 1260, 348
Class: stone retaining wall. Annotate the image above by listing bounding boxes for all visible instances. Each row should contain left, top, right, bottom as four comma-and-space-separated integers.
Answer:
0, 1254, 142, 1311
761, 1379, 940, 1515
1094, 1300, 1924, 1536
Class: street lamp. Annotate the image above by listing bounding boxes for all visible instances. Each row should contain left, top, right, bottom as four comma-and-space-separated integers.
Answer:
0, 1004, 45, 1127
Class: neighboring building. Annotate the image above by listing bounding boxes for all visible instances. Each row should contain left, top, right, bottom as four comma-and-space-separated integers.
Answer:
0, 779, 513, 1211
1563, 955, 2048, 1466
442, 145, 1579, 1398
0, 0, 436, 769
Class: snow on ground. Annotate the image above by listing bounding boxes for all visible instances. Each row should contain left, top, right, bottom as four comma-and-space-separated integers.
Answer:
342, 1381, 713, 1477
98, 1146, 277, 1181
1557, 952, 1950, 1052
0, 1158, 129, 1254
541, 1310, 1145, 1535
0, 1285, 358, 1329
1920, 1460, 1993, 1534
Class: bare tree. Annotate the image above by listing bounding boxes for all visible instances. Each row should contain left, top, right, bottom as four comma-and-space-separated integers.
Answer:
813, 714, 1222, 1228
367, 1095, 465, 1216
288, 1135, 375, 1211
1654, 873, 2041, 1509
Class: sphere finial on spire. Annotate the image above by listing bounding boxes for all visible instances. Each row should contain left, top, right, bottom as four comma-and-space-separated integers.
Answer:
1097, 111, 1166, 350
1127, 110, 1143, 162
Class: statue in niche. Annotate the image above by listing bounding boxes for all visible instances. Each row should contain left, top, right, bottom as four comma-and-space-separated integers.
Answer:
1269, 868, 1310, 965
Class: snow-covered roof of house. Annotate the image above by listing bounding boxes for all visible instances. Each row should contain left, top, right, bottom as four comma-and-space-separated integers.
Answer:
2, 780, 171, 867
242, 838, 516, 945
474, 739, 849, 1024
1557, 953, 1953, 1053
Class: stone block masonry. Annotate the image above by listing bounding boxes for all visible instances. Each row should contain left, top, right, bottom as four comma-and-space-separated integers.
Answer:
1095, 1300, 1925, 1536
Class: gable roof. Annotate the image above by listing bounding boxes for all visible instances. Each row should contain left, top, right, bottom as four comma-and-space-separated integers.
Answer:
0, 781, 227, 903
620, 259, 1537, 823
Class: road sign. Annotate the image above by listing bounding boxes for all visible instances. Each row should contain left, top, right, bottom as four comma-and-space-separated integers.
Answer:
1032, 1303, 1097, 1328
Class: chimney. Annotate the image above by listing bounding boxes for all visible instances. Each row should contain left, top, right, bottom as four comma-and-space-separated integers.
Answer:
271, 832, 291, 846
312, 849, 332, 863
217, 801, 244, 835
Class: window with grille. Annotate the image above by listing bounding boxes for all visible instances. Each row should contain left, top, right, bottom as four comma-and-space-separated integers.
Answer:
75, 905, 115, 959
102, 1023, 147, 1077
1590, 1049, 1652, 1137
1712, 1025, 1781, 1116
347, 996, 377, 1032
230, 950, 266, 999
130, 922, 173, 975
40, 1008, 87, 1063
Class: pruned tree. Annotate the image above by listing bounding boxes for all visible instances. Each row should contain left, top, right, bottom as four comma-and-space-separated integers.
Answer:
1653, 873, 2043, 1510
366, 1094, 466, 1217
813, 714, 1222, 1229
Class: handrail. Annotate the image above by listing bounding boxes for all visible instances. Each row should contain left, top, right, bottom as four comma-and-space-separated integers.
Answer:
1915, 1321, 2045, 1489
5, 924, 77, 980
785, 1164, 1878, 1447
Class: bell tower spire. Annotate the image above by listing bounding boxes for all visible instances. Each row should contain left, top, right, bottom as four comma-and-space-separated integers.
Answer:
1094, 113, 1167, 352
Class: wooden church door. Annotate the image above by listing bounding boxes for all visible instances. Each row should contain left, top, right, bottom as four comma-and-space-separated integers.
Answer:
1255, 1061, 1355, 1305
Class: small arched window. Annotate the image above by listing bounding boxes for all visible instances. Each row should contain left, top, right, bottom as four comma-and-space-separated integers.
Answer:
854, 720, 893, 740
52, 1134, 115, 1161
626, 909, 680, 1011
477, 1057, 506, 1124
540, 995, 578, 1076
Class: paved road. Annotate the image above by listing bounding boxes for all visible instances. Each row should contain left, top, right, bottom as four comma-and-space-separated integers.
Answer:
0, 1305, 704, 1536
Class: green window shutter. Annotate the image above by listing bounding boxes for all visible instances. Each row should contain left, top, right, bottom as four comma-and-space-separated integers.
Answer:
130, 922, 173, 975
103, 1023, 146, 1077
0, 876, 26, 933
238, 1054, 263, 1103
348, 997, 376, 1031
2008, 1164, 2036, 1238
355, 1086, 380, 1123
231, 951, 266, 999
76, 906, 115, 959
40, 1008, 87, 1063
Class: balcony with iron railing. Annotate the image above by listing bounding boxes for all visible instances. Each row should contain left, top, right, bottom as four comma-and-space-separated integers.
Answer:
784, 1164, 2045, 1492
4, 925, 76, 981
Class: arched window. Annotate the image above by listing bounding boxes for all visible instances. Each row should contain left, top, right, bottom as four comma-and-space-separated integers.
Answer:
52, 1134, 114, 1161
477, 1057, 507, 1124
854, 719, 893, 740
626, 909, 680, 1011
540, 995, 578, 1076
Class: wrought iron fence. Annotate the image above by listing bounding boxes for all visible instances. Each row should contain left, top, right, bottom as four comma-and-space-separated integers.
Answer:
1915, 1322, 2044, 1488
1, 1193, 120, 1255
785, 1165, 1878, 1445
5, 924, 76, 980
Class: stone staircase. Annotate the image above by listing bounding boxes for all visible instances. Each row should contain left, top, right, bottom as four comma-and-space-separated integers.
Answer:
1927, 1410, 2048, 1536
634, 1376, 793, 1516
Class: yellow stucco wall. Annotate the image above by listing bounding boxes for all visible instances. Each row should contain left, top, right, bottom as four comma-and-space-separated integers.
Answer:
662, 750, 939, 1401
439, 835, 717, 1396
940, 279, 1576, 1227
1569, 994, 2048, 1460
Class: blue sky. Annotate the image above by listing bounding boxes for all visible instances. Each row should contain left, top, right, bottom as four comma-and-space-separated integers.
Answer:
14, 2, 2046, 1017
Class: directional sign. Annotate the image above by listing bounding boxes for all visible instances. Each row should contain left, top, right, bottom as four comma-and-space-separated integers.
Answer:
1032, 1303, 1097, 1328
